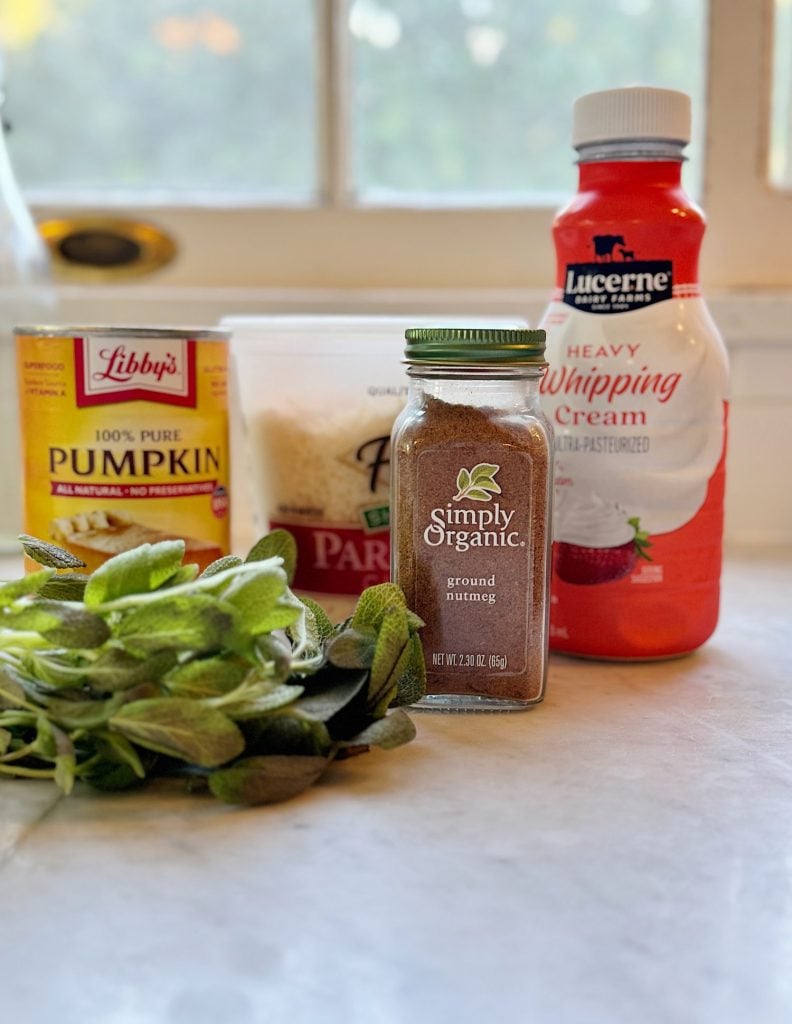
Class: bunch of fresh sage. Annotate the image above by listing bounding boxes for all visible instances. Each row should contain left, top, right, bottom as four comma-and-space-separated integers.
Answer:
0, 530, 425, 805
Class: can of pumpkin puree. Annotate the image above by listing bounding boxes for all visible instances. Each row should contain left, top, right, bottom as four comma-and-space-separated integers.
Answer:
15, 326, 230, 572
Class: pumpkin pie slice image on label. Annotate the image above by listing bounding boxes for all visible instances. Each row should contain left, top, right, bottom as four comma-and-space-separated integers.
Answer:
50, 509, 222, 573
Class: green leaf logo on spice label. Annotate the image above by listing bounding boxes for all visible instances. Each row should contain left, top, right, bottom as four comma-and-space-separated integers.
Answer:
453, 463, 501, 502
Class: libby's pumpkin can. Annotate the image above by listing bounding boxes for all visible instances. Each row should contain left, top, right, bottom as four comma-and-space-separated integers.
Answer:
15, 326, 230, 571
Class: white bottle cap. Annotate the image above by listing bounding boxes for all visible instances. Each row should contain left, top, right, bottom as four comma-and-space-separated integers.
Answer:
572, 86, 691, 148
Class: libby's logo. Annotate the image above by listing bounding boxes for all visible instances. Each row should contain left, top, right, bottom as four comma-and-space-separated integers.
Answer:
75, 336, 197, 407
423, 464, 524, 552
93, 345, 177, 383
563, 234, 673, 314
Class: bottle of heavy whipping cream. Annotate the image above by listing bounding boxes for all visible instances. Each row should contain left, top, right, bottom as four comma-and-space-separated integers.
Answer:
539, 87, 729, 659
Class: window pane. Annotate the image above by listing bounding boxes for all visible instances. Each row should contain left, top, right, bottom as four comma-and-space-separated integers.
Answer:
1, 0, 316, 200
349, 0, 706, 204
771, 0, 792, 188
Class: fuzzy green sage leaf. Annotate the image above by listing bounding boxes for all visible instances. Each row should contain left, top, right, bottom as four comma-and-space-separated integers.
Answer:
339, 708, 417, 750
0, 568, 55, 605
245, 528, 298, 584
84, 540, 186, 606
18, 535, 86, 569
3, 601, 110, 649
209, 754, 330, 805
114, 594, 235, 657
109, 698, 245, 767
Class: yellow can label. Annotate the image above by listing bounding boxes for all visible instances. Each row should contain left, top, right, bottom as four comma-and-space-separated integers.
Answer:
17, 330, 229, 572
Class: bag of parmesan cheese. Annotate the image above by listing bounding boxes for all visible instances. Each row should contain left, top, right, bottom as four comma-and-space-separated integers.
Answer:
226, 316, 413, 619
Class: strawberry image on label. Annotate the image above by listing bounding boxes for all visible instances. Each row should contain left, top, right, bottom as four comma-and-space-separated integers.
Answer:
555, 517, 651, 585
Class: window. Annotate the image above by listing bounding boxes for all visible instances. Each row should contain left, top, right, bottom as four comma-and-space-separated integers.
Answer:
771, 0, 792, 188
349, 0, 705, 203
0, 0, 788, 290
4, 0, 317, 201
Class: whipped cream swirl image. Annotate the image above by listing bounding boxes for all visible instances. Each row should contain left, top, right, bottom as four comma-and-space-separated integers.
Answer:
554, 488, 634, 548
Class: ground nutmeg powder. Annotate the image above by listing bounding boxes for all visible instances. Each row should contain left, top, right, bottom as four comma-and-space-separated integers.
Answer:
391, 327, 553, 710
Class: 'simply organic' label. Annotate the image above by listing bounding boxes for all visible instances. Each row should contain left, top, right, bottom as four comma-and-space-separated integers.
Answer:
413, 447, 533, 678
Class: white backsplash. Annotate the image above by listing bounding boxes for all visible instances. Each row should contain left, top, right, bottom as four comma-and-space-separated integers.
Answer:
55, 285, 792, 547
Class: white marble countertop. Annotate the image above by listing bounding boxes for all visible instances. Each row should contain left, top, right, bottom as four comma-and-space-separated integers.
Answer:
1, 548, 791, 1024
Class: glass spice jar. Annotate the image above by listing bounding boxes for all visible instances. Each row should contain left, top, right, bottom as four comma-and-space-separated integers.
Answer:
391, 327, 553, 711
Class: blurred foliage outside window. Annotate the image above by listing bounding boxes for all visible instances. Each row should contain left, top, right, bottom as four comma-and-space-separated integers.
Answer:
0, 0, 712, 204
350, 0, 705, 202
0, 0, 316, 200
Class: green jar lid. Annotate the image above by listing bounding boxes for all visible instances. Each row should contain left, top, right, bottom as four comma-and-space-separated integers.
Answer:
404, 326, 546, 364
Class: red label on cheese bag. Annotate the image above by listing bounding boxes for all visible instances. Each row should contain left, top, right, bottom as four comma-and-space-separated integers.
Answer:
270, 520, 390, 595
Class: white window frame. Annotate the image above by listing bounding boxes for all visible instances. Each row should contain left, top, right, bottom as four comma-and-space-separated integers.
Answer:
703, 0, 791, 288
30, 0, 792, 292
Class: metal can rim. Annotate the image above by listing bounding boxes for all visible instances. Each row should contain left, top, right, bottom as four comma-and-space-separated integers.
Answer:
14, 325, 231, 341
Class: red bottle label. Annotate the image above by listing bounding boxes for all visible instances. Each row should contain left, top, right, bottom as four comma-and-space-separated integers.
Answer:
540, 161, 729, 658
